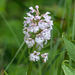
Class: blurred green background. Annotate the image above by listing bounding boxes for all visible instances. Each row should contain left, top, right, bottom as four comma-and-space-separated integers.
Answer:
0, 0, 75, 75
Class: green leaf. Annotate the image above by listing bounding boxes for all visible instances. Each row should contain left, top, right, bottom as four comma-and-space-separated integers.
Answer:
4, 70, 8, 75
62, 33, 75, 61
62, 60, 75, 75
8, 65, 27, 75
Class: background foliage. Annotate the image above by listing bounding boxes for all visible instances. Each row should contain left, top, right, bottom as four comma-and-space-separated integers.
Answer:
0, 0, 75, 75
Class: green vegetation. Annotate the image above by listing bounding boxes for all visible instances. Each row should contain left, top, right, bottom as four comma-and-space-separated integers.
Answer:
0, 0, 75, 75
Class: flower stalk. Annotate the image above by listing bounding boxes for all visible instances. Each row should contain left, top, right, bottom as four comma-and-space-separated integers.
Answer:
23, 5, 54, 75
27, 61, 33, 75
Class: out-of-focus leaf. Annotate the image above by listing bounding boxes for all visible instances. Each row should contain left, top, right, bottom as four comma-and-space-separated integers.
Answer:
62, 60, 75, 75
0, 0, 6, 13
8, 65, 27, 75
62, 33, 75, 62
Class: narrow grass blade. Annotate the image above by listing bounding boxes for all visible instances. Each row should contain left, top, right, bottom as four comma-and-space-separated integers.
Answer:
0, 13, 20, 47
5, 41, 25, 71
72, 1, 75, 40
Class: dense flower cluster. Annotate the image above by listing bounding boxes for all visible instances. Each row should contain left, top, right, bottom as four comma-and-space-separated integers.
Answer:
23, 5, 53, 63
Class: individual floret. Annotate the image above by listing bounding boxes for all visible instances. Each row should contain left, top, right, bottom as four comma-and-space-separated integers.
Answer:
29, 51, 40, 61
41, 53, 48, 63
25, 38, 35, 48
35, 34, 44, 47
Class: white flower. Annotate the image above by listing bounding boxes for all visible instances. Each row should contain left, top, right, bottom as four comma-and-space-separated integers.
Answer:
34, 15, 41, 20
41, 29, 51, 40
25, 38, 35, 48
35, 5, 39, 9
29, 22, 36, 26
35, 5, 39, 15
29, 51, 40, 61
23, 31, 30, 42
45, 12, 50, 15
41, 53, 48, 63
44, 16, 51, 22
43, 12, 51, 22
33, 26, 39, 33
27, 27, 34, 32
29, 7, 33, 10
29, 7, 35, 13
26, 13, 34, 20
23, 5, 53, 48
24, 17, 31, 24
38, 21, 49, 29
23, 21, 27, 27
23, 5, 54, 63
27, 26, 39, 33
26, 13, 32, 16
23, 31, 30, 37
35, 34, 44, 45
49, 20, 53, 26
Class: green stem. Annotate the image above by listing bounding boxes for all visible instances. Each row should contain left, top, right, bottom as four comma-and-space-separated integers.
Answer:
27, 48, 32, 75
27, 61, 33, 75
38, 61, 41, 75
27, 43, 36, 75
4, 70, 8, 75
28, 48, 30, 55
